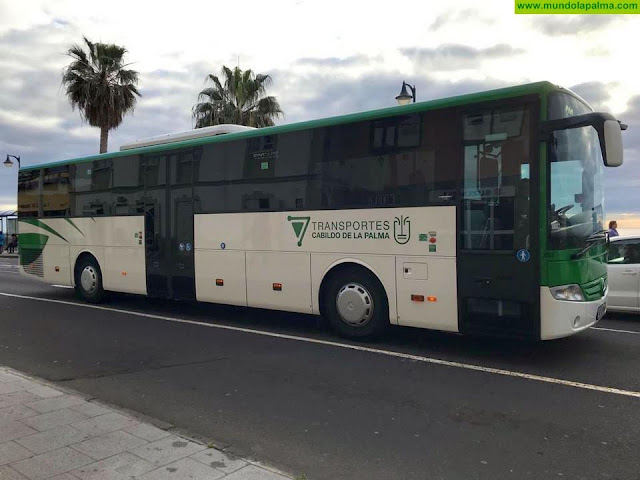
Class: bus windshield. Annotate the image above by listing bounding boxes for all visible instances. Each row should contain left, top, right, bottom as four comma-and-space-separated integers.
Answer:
548, 125, 605, 249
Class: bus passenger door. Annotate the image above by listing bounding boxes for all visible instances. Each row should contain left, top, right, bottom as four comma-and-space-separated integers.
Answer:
168, 151, 196, 300
143, 151, 196, 300
143, 155, 170, 298
457, 102, 540, 338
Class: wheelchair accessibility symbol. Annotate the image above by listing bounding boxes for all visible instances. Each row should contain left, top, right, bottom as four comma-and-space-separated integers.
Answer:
516, 249, 531, 263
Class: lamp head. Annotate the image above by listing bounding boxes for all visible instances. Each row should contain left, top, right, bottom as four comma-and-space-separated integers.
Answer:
395, 82, 413, 105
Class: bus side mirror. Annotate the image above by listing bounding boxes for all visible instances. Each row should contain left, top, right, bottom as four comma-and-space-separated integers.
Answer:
540, 112, 625, 168
602, 119, 623, 167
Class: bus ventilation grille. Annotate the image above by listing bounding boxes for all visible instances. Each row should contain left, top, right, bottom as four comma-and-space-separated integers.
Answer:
20, 249, 44, 278
582, 277, 605, 301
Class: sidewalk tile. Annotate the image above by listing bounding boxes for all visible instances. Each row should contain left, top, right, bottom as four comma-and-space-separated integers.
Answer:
0, 392, 40, 410
25, 385, 63, 399
12, 447, 93, 480
1, 379, 33, 390
0, 441, 33, 466
26, 395, 86, 414
224, 465, 291, 480
69, 403, 110, 419
0, 406, 39, 426
72, 452, 155, 480
71, 430, 147, 461
0, 465, 29, 479
190, 448, 247, 474
138, 457, 224, 480
0, 372, 24, 383
131, 435, 206, 466
0, 422, 38, 443
71, 413, 139, 438
0, 383, 26, 396
16, 425, 89, 455
23, 409, 89, 432
123, 424, 170, 442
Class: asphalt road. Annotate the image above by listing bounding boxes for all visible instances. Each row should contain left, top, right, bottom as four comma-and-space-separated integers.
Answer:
0, 256, 638, 480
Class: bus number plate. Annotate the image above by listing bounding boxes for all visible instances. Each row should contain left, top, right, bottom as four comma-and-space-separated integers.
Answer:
596, 303, 607, 321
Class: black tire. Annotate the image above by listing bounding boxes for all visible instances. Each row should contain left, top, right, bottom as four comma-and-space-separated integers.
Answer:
323, 266, 388, 339
75, 256, 105, 303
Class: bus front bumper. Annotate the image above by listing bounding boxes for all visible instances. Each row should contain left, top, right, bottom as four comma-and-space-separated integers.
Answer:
540, 287, 607, 340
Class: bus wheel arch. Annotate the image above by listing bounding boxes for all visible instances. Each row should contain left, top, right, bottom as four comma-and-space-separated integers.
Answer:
319, 261, 389, 339
73, 251, 105, 303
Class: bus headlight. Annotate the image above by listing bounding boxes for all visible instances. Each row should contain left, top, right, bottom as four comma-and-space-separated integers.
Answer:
550, 284, 585, 302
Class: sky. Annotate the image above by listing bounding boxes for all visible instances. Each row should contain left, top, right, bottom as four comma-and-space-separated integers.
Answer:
1, 0, 639, 228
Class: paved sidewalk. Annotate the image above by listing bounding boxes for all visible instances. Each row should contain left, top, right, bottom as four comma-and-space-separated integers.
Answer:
0, 367, 293, 480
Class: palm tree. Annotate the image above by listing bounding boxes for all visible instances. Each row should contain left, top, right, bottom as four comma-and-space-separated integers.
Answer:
193, 66, 283, 128
62, 37, 140, 153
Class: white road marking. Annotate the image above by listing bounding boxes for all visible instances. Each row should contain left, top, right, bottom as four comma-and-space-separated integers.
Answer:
0, 291, 639, 399
591, 326, 640, 335
51, 285, 74, 289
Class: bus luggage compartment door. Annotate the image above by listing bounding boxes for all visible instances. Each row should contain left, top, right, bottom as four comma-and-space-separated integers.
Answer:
395, 256, 458, 332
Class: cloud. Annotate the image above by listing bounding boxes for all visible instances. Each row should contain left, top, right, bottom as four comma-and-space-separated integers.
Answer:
620, 95, 640, 124
608, 95, 640, 152
271, 68, 509, 125
399, 44, 525, 71
533, 15, 620, 36
295, 55, 375, 68
428, 8, 486, 31
569, 81, 613, 111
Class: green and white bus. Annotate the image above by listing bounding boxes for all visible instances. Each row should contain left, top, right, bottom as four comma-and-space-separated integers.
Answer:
18, 81, 624, 339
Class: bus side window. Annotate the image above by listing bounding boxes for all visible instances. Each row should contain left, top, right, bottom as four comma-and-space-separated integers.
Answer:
316, 109, 459, 210
71, 160, 113, 217
41, 166, 70, 217
112, 155, 143, 215
195, 132, 314, 214
18, 169, 42, 218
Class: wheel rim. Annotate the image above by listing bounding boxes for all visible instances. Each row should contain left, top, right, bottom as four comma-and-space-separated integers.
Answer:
336, 283, 374, 327
80, 266, 97, 294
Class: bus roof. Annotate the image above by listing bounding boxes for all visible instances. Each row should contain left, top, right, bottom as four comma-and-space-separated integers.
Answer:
21, 80, 563, 172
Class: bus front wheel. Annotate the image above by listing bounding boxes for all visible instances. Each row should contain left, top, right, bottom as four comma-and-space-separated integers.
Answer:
75, 257, 105, 303
323, 267, 388, 339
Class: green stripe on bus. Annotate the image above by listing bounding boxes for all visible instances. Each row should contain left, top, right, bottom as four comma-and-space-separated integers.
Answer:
19, 218, 69, 243
18, 233, 48, 267
18, 233, 48, 249
65, 218, 85, 236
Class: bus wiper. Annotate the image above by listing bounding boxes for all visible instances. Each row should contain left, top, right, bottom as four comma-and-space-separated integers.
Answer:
570, 230, 608, 259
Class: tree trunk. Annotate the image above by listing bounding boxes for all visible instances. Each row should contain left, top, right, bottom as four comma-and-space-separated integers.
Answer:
99, 126, 109, 153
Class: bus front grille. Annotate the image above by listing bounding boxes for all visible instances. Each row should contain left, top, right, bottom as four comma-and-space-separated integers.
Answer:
582, 277, 606, 301
20, 249, 44, 278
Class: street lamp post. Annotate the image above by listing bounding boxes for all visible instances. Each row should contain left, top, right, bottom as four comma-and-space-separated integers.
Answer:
3, 155, 21, 236
4, 155, 20, 168
395, 81, 416, 105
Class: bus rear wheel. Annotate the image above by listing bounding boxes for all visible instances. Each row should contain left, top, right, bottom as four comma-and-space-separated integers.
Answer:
323, 267, 388, 339
75, 257, 105, 303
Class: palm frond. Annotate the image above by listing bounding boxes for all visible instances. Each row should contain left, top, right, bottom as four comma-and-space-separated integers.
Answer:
61, 36, 141, 150
192, 65, 283, 129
